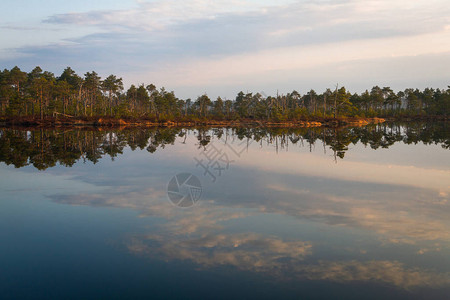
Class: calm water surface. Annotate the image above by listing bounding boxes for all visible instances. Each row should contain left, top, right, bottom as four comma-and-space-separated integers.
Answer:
0, 123, 449, 299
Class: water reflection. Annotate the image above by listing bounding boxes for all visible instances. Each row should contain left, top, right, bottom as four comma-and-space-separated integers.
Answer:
1, 122, 450, 298
0, 122, 448, 170
45, 174, 450, 290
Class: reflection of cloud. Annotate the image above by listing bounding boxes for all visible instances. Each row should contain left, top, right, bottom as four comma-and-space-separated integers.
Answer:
351, 207, 450, 243
51, 188, 167, 212
46, 161, 450, 290
242, 150, 450, 194
53, 182, 450, 290
49, 185, 251, 235
302, 260, 450, 290
128, 233, 450, 290
265, 183, 450, 245
417, 246, 441, 255
128, 232, 312, 275
48, 142, 450, 247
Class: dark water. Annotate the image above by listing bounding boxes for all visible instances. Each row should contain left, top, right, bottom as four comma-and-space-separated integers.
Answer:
0, 123, 449, 299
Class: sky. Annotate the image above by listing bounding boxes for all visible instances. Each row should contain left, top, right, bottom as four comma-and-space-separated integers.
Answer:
1, 0, 449, 99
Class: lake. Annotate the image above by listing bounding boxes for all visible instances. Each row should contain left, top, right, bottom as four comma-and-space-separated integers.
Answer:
0, 122, 449, 299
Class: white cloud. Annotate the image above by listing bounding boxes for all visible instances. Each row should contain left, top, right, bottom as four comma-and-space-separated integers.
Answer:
137, 30, 450, 89
44, 0, 294, 31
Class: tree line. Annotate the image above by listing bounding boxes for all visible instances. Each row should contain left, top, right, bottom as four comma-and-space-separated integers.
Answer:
1, 122, 448, 170
1, 66, 449, 121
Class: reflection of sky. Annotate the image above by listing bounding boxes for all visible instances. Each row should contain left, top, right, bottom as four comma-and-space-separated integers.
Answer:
1, 131, 449, 298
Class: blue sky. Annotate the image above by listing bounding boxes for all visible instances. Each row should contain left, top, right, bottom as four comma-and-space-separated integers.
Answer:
1, 0, 449, 99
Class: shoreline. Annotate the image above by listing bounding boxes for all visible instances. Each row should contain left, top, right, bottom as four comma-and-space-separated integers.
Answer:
0, 116, 388, 129
0, 115, 447, 130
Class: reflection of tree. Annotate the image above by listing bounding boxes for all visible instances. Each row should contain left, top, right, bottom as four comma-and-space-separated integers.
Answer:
0, 122, 448, 170
0, 129, 31, 168
147, 128, 180, 153
196, 129, 211, 149
328, 129, 350, 159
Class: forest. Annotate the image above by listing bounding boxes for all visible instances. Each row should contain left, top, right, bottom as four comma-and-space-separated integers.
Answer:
0, 66, 449, 122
